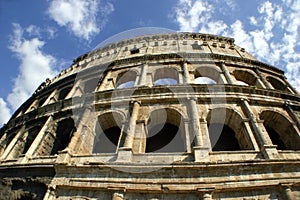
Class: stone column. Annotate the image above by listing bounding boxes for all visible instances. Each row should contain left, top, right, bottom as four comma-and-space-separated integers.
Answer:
184, 119, 192, 153
43, 89, 58, 105
255, 68, 273, 89
188, 98, 202, 146
117, 101, 140, 162
281, 184, 294, 200
68, 106, 96, 154
283, 77, 298, 94
0, 126, 25, 160
182, 62, 191, 84
137, 63, 148, 86
43, 186, 56, 200
188, 98, 209, 161
219, 73, 228, 84
132, 120, 146, 153
123, 101, 140, 149
199, 118, 211, 150
285, 102, 300, 130
203, 193, 212, 200
97, 71, 112, 91
66, 79, 83, 98
112, 192, 124, 200
256, 77, 266, 89
240, 98, 278, 159
220, 62, 234, 84
22, 116, 54, 162
242, 119, 260, 151
197, 188, 214, 200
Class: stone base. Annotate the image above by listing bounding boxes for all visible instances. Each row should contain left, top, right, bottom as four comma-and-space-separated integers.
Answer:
116, 147, 133, 162
56, 149, 72, 164
262, 145, 278, 159
193, 146, 210, 162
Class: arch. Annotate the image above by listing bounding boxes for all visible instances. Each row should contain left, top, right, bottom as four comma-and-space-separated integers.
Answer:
267, 76, 289, 92
146, 108, 186, 153
10, 117, 48, 158
153, 67, 179, 86
206, 108, 254, 151
93, 112, 124, 153
194, 66, 221, 84
260, 110, 300, 150
58, 86, 73, 100
50, 118, 75, 155
38, 96, 48, 107
233, 70, 261, 88
116, 70, 137, 89
0, 129, 19, 156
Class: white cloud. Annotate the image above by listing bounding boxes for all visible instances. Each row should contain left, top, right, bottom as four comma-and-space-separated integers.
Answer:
46, 26, 58, 39
48, 0, 114, 40
0, 98, 11, 126
172, 0, 300, 92
7, 23, 58, 110
26, 25, 41, 37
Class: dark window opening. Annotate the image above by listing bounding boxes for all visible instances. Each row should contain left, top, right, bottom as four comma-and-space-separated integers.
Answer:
12, 180, 47, 200
146, 123, 185, 153
267, 77, 288, 92
93, 126, 121, 153
130, 48, 140, 54
50, 118, 75, 155
265, 126, 287, 150
0, 130, 19, 154
208, 123, 241, 151
22, 126, 41, 154
93, 113, 123, 153
260, 110, 300, 150
58, 86, 72, 100
192, 43, 203, 50
38, 96, 48, 107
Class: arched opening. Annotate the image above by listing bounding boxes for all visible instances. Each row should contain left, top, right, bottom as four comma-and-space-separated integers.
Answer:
207, 108, 254, 151
93, 112, 124, 153
208, 123, 240, 151
146, 108, 186, 153
153, 68, 179, 86
116, 71, 137, 89
83, 78, 99, 93
267, 76, 289, 92
194, 77, 216, 84
21, 126, 42, 154
0, 129, 19, 156
38, 96, 48, 107
233, 70, 261, 88
11, 180, 47, 200
260, 111, 300, 150
50, 118, 75, 155
194, 67, 221, 84
58, 86, 72, 100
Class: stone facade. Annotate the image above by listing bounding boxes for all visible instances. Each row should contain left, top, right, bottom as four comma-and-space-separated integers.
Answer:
0, 32, 300, 199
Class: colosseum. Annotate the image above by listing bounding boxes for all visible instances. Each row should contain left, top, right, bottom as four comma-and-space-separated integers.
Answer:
0, 32, 300, 199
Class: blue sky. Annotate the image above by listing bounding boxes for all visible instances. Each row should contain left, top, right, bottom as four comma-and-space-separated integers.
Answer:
0, 0, 300, 126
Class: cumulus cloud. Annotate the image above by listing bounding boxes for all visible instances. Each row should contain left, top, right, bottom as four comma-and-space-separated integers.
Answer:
173, 0, 300, 92
0, 98, 11, 126
48, 0, 114, 40
7, 23, 58, 110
